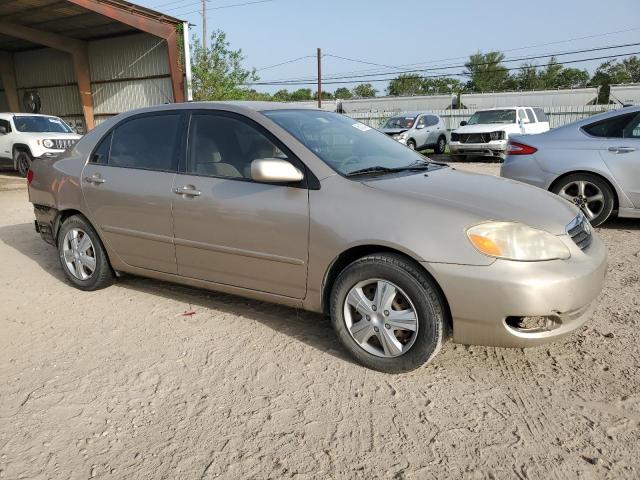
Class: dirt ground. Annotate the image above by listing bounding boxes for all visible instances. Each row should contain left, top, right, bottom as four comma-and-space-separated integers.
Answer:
1, 163, 639, 480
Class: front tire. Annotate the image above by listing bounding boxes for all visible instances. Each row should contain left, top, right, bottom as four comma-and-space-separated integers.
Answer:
57, 215, 114, 291
551, 173, 615, 226
14, 149, 32, 177
330, 253, 445, 373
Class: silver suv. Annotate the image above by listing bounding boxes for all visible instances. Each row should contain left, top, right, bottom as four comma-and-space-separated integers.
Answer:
379, 111, 447, 153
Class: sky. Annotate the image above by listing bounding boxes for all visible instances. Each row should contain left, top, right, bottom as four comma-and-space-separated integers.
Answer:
134, 0, 640, 94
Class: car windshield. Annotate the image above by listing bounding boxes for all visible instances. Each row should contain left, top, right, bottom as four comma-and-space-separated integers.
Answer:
382, 116, 416, 129
467, 109, 516, 125
263, 110, 434, 176
13, 116, 73, 133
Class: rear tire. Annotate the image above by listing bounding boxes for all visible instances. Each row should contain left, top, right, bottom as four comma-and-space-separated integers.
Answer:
14, 149, 31, 177
551, 173, 615, 226
406, 139, 416, 150
434, 136, 446, 154
330, 253, 445, 373
57, 215, 114, 291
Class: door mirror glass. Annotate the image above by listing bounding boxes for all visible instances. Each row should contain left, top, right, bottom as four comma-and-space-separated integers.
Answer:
251, 158, 304, 183
415, 124, 425, 129
0, 126, 7, 135
460, 121, 468, 127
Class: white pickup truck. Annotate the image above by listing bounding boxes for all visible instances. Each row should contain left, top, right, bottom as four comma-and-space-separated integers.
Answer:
449, 107, 550, 159
0, 113, 81, 177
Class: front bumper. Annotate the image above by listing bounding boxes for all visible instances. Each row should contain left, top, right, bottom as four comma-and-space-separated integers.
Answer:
450, 140, 507, 157
425, 233, 607, 348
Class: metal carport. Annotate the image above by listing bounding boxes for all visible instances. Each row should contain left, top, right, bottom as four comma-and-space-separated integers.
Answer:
0, 0, 190, 132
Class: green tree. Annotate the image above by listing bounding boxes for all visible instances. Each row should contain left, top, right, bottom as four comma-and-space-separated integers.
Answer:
314, 90, 334, 100
272, 89, 291, 102
591, 56, 640, 103
190, 30, 259, 101
387, 74, 424, 96
352, 83, 378, 98
334, 87, 353, 99
515, 63, 542, 90
289, 88, 313, 101
464, 51, 513, 92
556, 68, 589, 88
421, 77, 463, 94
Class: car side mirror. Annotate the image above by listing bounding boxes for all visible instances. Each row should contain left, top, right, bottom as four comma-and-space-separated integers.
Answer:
416, 124, 425, 130
460, 121, 468, 127
251, 158, 304, 183
0, 126, 7, 135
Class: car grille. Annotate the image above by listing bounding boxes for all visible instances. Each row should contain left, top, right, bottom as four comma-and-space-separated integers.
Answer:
53, 139, 77, 150
452, 132, 505, 143
566, 213, 592, 250
456, 133, 490, 143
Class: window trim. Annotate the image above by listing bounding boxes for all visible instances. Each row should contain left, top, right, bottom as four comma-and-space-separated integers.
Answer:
580, 111, 640, 140
181, 109, 318, 190
88, 110, 187, 173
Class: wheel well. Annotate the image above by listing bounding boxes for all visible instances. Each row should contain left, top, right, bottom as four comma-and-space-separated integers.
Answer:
12, 144, 31, 167
321, 245, 453, 334
549, 170, 619, 211
54, 209, 84, 241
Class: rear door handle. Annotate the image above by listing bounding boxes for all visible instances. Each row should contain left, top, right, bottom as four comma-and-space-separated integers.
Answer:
174, 185, 201, 197
84, 174, 105, 184
608, 146, 636, 154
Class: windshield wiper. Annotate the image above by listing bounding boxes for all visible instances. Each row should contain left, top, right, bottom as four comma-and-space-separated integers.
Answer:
346, 162, 436, 177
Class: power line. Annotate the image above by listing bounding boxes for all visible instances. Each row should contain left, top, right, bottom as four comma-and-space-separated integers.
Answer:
246, 51, 640, 86
256, 55, 315, 71
257, 41, 640, 84
167, 0, 275, 15
259, 25, 640, 82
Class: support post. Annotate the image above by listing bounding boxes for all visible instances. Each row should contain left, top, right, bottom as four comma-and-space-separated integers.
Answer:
0, 51, 20, 112
0, 22, 95, 129
317, 47, 322, 109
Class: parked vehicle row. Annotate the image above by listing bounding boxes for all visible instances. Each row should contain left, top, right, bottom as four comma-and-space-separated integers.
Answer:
501, 105, 640, 226
379, 111, 447, 153
28, 102, 607, 372
449, 106, 550, 159
0, 113, 81, 177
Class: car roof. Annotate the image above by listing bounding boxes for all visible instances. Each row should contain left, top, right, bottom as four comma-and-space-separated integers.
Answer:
388, 111, 436, 117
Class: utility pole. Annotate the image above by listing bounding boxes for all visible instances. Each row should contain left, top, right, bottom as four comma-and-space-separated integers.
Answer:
202, 0, 207, 49
317, 47, 322, 109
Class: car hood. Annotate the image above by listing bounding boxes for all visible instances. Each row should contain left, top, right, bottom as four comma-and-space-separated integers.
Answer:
363, 167, 578, 235
379, 128, 408, 135
25, 132, 82, 140
454, 123, 516, 133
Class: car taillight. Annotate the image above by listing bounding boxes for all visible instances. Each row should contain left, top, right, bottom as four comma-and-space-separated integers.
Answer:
27, 169, 34, 185
507, 141, 537, 155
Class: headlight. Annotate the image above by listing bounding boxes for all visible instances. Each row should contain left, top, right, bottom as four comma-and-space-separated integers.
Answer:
489, 131, 505, 141
466, 222, 570, 261
42, 139, 55, 148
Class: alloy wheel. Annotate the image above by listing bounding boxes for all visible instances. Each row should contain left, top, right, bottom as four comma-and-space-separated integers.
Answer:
558, 180, 604, 221
343, 279, 418, 358
62, 228, 97, 280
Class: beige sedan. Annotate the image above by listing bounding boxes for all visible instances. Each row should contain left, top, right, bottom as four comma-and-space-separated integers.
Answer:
27, 102, 607, 372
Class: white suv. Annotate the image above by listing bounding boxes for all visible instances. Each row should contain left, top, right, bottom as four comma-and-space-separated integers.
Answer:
0, 113, 82, 177
449, 107, 550, 159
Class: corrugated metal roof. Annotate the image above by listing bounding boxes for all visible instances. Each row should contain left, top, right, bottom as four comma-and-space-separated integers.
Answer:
0, 0, 185, 52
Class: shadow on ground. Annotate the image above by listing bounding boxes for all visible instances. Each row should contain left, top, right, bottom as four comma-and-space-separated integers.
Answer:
0, 222, 354, 364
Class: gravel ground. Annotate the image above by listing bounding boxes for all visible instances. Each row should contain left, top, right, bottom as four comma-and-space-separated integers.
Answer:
1, 164, 639, 479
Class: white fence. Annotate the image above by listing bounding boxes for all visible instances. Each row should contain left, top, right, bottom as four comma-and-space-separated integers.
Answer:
348, 105, 619, 131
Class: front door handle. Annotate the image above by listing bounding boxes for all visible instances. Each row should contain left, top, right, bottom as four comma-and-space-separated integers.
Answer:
608, 146, 636, 154
174, 185, 201, 197
84, 174, 105, 184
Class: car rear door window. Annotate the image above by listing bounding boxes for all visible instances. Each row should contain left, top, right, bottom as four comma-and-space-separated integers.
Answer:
186, 112, 290, 179
583, 112, 640, 139
533, 108, 548, 122
91, 132, 112, 164
109, 114, 182, 171
426, 115, 439, 127
526, 109, 536, 123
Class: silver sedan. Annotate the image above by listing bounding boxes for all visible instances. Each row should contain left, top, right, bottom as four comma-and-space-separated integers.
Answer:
501, 106, 640, 226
